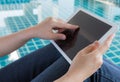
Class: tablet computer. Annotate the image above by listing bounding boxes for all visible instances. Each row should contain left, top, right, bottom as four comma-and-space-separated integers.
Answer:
51, 8, 118, 64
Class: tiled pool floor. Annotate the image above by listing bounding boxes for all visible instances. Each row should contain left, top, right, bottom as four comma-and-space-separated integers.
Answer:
0, 0, 120, 68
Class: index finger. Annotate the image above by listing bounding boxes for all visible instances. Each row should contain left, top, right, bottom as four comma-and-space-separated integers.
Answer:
52, 19, 79, 30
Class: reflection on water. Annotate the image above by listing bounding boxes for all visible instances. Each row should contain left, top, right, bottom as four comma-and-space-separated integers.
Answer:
0, 0, 30, 4
0, 0, 119, 36
0, 0, 120, 68
0, 0, 120, 29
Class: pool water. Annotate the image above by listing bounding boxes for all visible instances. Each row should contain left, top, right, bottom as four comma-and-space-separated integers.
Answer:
0, 0, 120, 68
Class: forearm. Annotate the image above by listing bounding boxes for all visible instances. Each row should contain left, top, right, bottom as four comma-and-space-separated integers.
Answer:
0, 27, 34, 56
0, 17, 78, 57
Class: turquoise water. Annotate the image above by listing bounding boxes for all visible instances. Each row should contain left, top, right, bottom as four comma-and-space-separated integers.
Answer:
0, 0, 120, 68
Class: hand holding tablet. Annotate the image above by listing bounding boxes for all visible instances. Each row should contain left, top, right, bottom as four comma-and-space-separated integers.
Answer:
55, 34, 115, 82
51, 8, 118, 64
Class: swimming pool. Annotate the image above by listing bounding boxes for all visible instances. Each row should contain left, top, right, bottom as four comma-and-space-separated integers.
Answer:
0, 0, 120, 68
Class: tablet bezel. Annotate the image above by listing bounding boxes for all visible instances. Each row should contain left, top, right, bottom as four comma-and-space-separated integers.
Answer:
51, 8, 118, 64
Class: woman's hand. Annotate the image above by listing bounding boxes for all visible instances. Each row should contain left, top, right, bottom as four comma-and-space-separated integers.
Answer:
0, 17, 78, 56
55, 34, 114, 82
30, 17, 78, 40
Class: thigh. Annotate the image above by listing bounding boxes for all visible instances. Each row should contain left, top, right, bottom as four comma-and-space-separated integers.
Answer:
31, 57, 70, 82
0, 44, 61, 82
98, 59, 120, 82
85, 59, 120, 82
31, 57, 120, 82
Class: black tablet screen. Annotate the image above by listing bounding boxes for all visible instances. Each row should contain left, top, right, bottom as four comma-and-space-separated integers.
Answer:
55, 10, 112, 60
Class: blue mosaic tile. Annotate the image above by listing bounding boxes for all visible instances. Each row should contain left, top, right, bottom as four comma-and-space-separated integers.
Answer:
112, 58, 120, 63
0, 0, 120, 68
107, 53, 115, 57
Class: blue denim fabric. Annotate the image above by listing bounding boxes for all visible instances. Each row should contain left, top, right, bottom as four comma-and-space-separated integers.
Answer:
0, 44, 120, 82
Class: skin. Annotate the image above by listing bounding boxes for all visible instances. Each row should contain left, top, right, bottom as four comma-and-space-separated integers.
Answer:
0, 17, 78, 56
55, 34, 114, 82
0, 17, 114, 82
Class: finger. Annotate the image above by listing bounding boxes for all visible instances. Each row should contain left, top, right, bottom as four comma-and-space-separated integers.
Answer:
52, 28, 65, 33
52, 33, 66, 40
52, 19, 79, 30
58, 29, 65, 33
56, 18, 79, 29
79, 41, 100, 55
99, 34, 115, 54
92, 34, 115, 56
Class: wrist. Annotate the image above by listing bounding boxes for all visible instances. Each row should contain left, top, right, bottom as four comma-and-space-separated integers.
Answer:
24, 26, 37, 39
17, 27, 35, 41
27, 25, 43, 38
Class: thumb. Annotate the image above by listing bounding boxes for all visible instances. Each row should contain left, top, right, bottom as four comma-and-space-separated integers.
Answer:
52, 33, 66, 40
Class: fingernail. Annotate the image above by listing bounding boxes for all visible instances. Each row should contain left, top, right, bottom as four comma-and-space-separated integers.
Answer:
61, 36, 66, 40
75, 25, 79, 28
111, 34, 115, 39
107, 38, 113, 46
93, 41, 99, 45
93, 41, 96, 43
107, 34, 115, 45
91, 41, 95, 46
72, 25, 78, 28
94, 41, 98, 44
